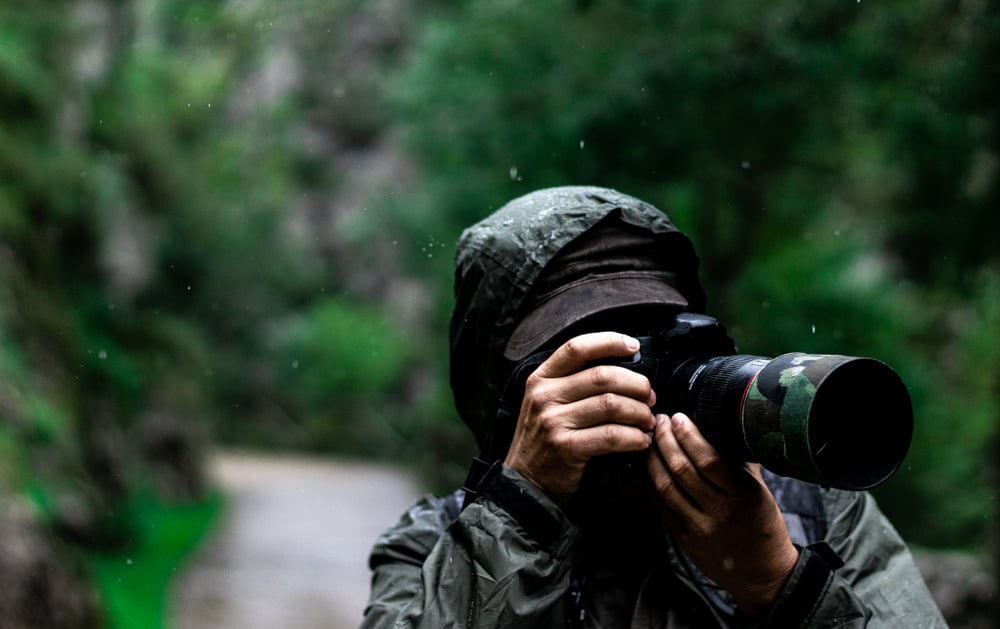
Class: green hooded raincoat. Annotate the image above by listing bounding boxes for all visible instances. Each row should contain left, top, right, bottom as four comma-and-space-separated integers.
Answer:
362, 187, 945, 628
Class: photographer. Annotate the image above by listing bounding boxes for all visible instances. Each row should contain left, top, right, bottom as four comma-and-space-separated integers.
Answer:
361, 186, 944, 627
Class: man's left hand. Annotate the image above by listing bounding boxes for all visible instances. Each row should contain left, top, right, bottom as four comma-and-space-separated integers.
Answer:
647, 412, 799, 618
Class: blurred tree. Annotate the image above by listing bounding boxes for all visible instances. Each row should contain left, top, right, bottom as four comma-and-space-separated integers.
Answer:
1, 0, 440, 553
3, 0, 435, 621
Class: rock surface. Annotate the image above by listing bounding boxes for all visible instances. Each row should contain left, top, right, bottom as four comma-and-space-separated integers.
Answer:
913, 548, 997, 629
0, 498, 101, 629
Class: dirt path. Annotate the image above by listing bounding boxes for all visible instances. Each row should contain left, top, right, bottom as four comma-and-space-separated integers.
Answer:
169, 451, 422, 629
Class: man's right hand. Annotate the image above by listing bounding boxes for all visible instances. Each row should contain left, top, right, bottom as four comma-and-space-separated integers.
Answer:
503, 332, 657, 503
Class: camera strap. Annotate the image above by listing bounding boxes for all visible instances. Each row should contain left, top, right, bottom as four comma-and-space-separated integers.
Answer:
461, 351, 552, 510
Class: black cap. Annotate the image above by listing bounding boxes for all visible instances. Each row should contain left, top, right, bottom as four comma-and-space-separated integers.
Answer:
504, 218, 689, 360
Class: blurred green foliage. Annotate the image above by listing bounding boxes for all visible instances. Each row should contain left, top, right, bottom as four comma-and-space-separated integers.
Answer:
382, 0, 1000, 549
1, 1, 998, 621
85, 491, 223, 629
268, 298, 412, 452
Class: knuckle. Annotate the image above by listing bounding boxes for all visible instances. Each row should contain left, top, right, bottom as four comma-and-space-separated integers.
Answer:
700, 454, 725, 476
599, 392, 620, 417
667, 456, 694, 480
563, 337, 585, 359
550, 430, 574, 451
520, 396, 557, 432
524, 373, 550, 398
654, 475, 674, 496
589, 365, 612, 387
525, 378, 556, 407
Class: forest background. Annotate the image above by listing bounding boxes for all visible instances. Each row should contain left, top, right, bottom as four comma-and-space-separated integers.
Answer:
1, 0, 998, 626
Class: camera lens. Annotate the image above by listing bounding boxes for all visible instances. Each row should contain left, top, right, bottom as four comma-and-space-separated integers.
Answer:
802, 357, 913, 489
666, 352, 913, 490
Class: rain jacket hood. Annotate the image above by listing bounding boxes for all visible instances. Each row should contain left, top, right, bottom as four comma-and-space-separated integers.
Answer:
449, 186, 705, 445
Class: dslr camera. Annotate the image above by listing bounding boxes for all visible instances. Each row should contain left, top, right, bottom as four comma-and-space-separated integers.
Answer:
486, 312, 913, 491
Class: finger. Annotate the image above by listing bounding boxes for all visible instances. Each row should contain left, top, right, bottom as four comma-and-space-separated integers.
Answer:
650, 414, 712, 509
565, 423, 653, 459
669, 413, 758, 496
557, 363, 656, 409
519, 362, 655, 433
534, 332, 641, 379
559, 391, 656, 431
647, 427, 702, 519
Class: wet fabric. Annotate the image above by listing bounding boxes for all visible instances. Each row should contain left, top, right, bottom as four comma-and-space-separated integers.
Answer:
362, 466, 947, 628
450, 186, 704, 446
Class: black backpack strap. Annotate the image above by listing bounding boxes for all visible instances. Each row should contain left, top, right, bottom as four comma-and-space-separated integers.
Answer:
761, 468, 829, 544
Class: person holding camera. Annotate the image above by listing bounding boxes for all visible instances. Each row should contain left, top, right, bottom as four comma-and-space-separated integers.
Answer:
361, 186, 944, 627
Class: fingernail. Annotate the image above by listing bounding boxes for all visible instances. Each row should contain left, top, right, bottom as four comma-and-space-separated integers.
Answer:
671, 413, 685, 428
623, 335, 640, 351
649, 388, 657, 407
656, 414, 667, 427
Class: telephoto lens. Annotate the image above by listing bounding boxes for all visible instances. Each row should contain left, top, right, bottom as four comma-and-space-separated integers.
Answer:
662, 352, 913, 490
492, 312, 914, 491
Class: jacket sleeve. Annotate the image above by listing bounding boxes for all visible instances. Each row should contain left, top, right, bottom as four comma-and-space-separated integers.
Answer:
361, 465, 581, 628
743, 489, 946, 628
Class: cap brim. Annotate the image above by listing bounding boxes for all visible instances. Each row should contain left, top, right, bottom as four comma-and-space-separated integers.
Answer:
503, 272, 688, 361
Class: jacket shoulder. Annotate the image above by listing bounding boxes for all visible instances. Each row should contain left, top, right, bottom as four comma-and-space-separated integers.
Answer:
368, 490, 464, 569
